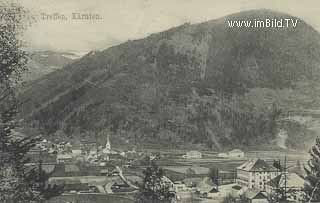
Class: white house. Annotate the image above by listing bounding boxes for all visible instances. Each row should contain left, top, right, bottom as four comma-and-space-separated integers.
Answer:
161, 176, 174, 191
173, 181, 187, 192
56, 154, 73, 164
236, 159, 279, 190
218, 149, 244, 158
228, 149, 245, 158
71, 149, 82, 156
184, 151, 202, 159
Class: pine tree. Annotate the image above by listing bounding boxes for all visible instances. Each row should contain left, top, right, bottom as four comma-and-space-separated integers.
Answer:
305, 137, 320, 202
135, 161, 176, 203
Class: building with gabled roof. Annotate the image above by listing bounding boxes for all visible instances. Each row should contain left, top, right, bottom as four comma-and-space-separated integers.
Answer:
236, 159, 279, 190
196, 177, 218, 197
244, 189, 269, 203
56, 153, 73, 164
218, 149, 245, 158
229, 149, 245, 158
266, 172, 305, 202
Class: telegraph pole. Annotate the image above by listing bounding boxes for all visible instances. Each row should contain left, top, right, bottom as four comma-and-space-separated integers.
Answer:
283, 156, 288, 201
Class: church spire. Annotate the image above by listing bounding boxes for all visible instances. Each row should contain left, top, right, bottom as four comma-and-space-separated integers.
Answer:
105, 133, 111, 152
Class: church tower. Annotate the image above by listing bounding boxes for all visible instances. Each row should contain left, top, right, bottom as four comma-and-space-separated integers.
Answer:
106, 134, 111, 151
104, 133, 111, 154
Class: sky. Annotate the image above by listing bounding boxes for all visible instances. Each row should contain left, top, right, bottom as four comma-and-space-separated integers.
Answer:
19, 0, 320, 53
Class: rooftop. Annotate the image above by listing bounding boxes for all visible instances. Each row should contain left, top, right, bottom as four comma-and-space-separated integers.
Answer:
237, 158, 277, 172
266, 172, 304, 188
245, 190, 268, 200
230, 149, 244, 153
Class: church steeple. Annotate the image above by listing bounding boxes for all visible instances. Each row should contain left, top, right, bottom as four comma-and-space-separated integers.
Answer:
106, 134, 111, 151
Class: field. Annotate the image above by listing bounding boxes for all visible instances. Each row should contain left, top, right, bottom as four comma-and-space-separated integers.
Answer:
46, 194, 134, 203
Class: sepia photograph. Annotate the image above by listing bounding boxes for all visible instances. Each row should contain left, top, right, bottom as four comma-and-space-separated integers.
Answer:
1, 0, 320, 202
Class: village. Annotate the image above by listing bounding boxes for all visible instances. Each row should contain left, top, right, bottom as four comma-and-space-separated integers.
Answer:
26, 133, 309, 203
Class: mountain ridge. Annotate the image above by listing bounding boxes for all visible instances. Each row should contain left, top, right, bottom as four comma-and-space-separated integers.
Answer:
19, 9, 320, 151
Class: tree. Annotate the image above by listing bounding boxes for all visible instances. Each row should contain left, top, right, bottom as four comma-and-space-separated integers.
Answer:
135, 161, 175, 203
305, 137, 320, 202
0, 2, 62, 202
208, 167, 219, 190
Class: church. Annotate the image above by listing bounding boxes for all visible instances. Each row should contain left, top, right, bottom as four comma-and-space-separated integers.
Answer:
103, 134, 111, 154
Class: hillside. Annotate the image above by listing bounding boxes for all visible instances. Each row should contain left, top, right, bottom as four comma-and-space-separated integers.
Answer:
21, 51, 79, 82
19, 10, 320, 151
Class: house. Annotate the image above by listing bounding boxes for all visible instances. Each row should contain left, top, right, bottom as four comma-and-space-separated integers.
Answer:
183, 177, 203, 188
217, 152, 229, 158
164, 166, 209, 175
196, 177, 218, 198
41, 164, 56, 174
89, 147, 98, 155
266, 172, 305, 202
161, 176, 174, 191
184, 151, 202, 159
56, 154, 73, 164
243, 190, 269, 203
65, 164, 81, 176
63, 183, 91, 193
111, 182, 132, 193
236, 159, 279, 190
100, 165, 117, 176
71, 149, 82, 156
218, 149, 245, 158
80, 139, 96, 151
109, 153, 126, 161
173, 181, 187, 192
229, 149, 245, 158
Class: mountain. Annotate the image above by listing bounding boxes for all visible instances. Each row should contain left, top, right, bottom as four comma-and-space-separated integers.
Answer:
19, 10, 320, 151
21, 51, 80, 82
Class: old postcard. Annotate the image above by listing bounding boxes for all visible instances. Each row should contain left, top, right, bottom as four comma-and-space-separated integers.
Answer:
1, 0, 320, 202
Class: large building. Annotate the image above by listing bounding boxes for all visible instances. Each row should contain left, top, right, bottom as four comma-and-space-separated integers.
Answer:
236, 159, 279, 190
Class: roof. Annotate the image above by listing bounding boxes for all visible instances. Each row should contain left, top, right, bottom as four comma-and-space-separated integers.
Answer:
65, 164, 80, 173
230, 149, 244, 153
289, 166, 306, 178
245, 190, 268, 200
266, 172, 304, 188
237, 159, 277, 172
57, 154, 73, 159
80, 139, 96, 144
197, 177, 217, 193
161, 176, 173, 185
42, 164, 55, 173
